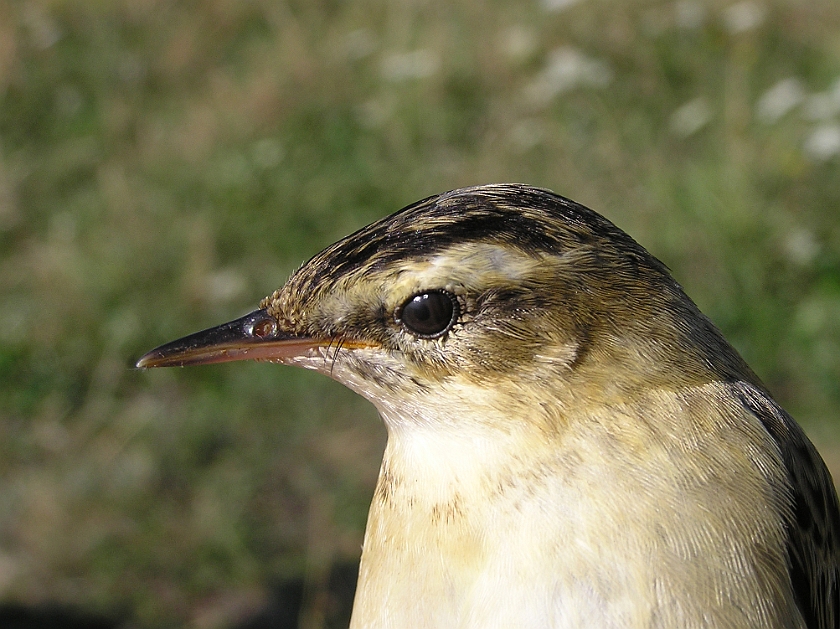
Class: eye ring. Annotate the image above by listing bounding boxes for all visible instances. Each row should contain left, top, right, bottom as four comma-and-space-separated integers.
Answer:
396, 290, 459, 339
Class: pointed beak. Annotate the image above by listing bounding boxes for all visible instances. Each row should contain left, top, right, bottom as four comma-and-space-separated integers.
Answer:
135, 308, 323, 368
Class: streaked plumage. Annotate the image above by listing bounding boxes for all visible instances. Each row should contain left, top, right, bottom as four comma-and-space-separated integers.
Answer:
138, 184, 840, 628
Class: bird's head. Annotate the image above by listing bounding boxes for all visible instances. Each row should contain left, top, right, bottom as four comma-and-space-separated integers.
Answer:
137, 184, 755, 431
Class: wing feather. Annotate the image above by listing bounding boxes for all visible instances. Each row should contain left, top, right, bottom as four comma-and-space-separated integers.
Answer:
734, 382, 840, 629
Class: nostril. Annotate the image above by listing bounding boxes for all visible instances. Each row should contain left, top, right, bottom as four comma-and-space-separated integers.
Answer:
246, 314, 279, 339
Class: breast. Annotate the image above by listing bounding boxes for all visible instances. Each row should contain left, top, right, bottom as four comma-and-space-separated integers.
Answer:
349, 381, 804, 629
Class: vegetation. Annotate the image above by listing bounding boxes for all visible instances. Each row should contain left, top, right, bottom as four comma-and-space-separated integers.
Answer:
1, 0, 839, 626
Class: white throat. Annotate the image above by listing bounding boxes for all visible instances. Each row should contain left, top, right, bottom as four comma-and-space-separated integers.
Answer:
348, 382, 635, 629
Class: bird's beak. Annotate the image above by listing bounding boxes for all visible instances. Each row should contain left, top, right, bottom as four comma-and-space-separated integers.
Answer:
135, 308, 322, 368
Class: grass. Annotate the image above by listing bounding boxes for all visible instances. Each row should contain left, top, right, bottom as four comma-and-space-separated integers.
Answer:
1, 0, 839, 626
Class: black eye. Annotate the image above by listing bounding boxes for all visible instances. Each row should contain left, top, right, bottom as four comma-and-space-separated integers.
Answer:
397, 291, 458, 338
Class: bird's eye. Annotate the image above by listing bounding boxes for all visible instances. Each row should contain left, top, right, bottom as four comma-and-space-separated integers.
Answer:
397, 291, 458, 339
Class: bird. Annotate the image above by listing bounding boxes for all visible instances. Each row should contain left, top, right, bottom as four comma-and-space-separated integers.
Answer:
137, 183, 840, 628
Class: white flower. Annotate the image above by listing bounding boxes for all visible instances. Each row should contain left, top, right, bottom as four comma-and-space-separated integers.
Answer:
525, 47, 612, 104
381, 50, 439, 81
541, 0, 584, 12
783, 228, 819, 266
722, 1, 766, 34
803, 124, 840, 161
669, 98, 712, 137
802, 93, 840, 122
756, 78, 804, 124
206, 268, 247, 304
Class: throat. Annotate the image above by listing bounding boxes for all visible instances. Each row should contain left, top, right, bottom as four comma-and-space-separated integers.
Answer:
349, 424, 566, 628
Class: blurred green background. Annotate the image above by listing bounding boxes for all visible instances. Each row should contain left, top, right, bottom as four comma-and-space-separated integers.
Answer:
1, 0, 839, 626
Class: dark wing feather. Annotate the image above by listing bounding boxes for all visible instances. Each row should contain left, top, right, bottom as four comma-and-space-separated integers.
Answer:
734, 382, 840, 629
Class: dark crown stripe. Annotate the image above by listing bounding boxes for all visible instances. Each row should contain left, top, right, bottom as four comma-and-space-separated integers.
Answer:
307, 185, 667, 283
